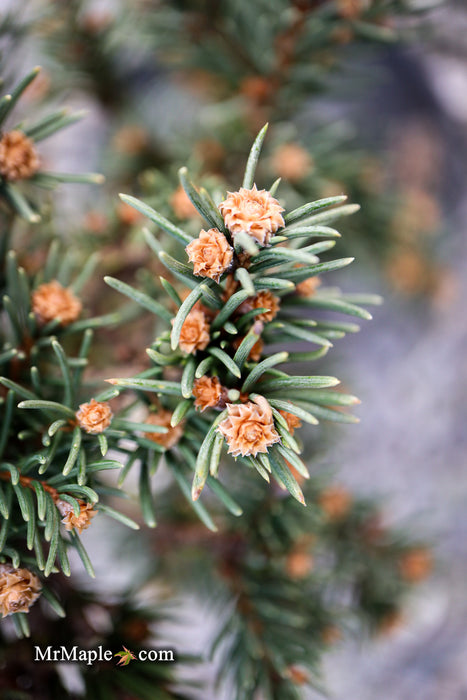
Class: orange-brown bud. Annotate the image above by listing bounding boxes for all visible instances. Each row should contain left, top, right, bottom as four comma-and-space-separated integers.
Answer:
271, 143, 313, 182
0, 130, 39, 181
284, 666, 309, 686
296, 275, 321, 298
279, 410, 302, 436
0, 564, 41, 617
398, 548, 432, 583
57, 499, 97, 535
144, 409, 184, 449
32, 281, 82, 326
240, 76, 274, 105
76, 399, 113, 434
318, 486, 352, 521
193, 376, 224, 412
219, 185, 284, 246
286, 550, 313, 579
217, 395, 280, 458
233, 336, 264, 362
238, 290, 280, 323
170, 185, 199, 220
177, 309, 210, 354
113, 125, 148, 154
116, 201, 143, 226
186, 228, 233, 282
337, 0, 365, 20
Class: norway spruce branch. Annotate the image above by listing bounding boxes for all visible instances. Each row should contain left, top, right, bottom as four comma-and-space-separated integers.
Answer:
0, 67, 103, 224
0, 73, 145, 626
106, 126, 381, 527
0, 238, 149, 625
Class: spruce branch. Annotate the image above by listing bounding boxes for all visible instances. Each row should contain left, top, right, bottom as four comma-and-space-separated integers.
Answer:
0, 238, 141, 621
0, 68, 102, 223
106, 126, 379, 522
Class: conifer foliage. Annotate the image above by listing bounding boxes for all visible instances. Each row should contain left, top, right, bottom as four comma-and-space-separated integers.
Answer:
0, 6, 434, 692
106, 124, 381, 518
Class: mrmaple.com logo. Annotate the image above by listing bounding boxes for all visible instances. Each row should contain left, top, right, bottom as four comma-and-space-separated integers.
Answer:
34, 645, 175, 666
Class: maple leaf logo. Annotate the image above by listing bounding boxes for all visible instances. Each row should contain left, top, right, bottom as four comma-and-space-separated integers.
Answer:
114, 646, 136, 666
